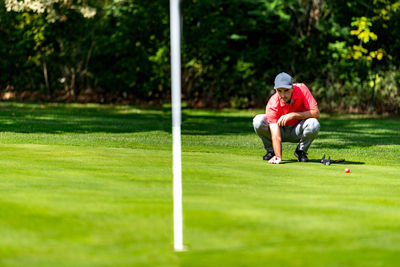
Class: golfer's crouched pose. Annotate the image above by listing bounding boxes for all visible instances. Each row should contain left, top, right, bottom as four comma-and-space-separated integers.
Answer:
253, 72, 320, 164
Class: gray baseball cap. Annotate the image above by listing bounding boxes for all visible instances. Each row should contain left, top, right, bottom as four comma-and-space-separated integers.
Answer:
274, 72, 293, 89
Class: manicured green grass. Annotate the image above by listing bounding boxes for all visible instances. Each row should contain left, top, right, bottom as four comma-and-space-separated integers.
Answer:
0, 102, 399, 266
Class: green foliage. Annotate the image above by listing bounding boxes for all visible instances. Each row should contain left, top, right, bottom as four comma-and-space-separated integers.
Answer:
342, 16, 385, 64
0, 0, 399, 112
91, 0, 170, 99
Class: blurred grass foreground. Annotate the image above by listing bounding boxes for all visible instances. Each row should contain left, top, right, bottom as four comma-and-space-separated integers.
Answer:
0, 102, 399, 266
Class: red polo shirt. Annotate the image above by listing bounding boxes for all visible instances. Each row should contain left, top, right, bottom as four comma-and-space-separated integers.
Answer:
266, 83, 317, 126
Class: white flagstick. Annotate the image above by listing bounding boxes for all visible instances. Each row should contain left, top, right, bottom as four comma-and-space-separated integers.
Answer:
170, 0, 184, 251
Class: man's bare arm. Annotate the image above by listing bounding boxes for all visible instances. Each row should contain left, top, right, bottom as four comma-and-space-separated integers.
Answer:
269, 123, 282, 159
292, 105, 320, 120
278, 106, 320, 126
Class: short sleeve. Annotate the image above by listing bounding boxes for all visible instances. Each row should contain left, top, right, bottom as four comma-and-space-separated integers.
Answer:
266, 95, 280, 123
297, 83, 317, 110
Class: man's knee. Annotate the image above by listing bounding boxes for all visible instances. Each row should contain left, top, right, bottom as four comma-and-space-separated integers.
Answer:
253, 114, 267, 130
305, 118, 320, 133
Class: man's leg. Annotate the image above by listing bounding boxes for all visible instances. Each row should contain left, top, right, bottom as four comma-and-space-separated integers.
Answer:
253, 114, 274, 157
282, 118, 320, 162
294, 118, 320, 152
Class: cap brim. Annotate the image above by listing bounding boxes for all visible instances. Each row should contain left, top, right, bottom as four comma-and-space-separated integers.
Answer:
274, 84, 292, 89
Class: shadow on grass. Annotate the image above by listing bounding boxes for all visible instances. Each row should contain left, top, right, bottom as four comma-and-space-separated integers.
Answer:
315, 118, 400, 148
281, 159, 365, 165
182, 114, 400, 150
0, 103, 170, 134
0, 103, 399, 150
182, 114, 253, 135
0, 102, 254, 135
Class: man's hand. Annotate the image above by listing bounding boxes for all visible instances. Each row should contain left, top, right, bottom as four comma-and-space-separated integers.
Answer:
268, 156, 282, 164
277, 113, 294, 126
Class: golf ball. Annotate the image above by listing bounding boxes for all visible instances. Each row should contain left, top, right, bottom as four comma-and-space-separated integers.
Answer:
345, 168, 350, 173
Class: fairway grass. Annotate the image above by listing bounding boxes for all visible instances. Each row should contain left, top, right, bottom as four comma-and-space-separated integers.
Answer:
0, 102, 399, 266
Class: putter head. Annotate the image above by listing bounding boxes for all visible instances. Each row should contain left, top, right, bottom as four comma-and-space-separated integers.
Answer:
321, 155, 331, 165
325, 156, 331, 165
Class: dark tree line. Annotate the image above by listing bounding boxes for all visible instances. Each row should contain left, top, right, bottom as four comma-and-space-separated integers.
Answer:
0, 0, 399, 113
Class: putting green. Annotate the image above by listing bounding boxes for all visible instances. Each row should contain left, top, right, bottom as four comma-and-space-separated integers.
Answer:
0, 102, 398, 266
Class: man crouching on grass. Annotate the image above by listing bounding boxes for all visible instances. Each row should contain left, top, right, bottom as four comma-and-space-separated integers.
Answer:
253, 72, 320, 164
